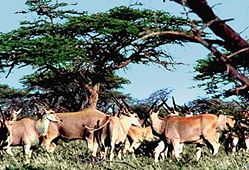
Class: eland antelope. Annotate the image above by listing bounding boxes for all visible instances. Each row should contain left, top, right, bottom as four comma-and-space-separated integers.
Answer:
0, 109, 21, 150
123, 125, 156, 157
149, 103, 220, 161
94, 112, 141, 161
41, 108, 110, 158
6, 109, 61, 157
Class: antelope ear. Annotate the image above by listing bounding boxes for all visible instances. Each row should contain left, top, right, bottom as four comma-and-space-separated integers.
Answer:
10, 108, 22, 121
16, 108, 22, 116
44, 109, 49, 114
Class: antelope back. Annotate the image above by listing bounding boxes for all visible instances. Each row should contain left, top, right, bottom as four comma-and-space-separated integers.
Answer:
164, 113, 219, 142
46, 108, 109, 139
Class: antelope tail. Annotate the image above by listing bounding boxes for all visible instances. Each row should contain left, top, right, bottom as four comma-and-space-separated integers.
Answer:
84, 116, 111, 132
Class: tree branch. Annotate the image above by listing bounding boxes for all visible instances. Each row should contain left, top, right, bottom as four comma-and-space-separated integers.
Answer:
226, 47, 249, 59
142, 30, 249, 93
169, 0, 249, 57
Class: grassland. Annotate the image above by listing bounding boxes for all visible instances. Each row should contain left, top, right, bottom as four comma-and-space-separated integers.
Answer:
0, 140, 248, 170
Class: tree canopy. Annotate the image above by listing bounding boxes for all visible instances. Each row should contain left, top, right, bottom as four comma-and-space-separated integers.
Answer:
0, 0, 192, 111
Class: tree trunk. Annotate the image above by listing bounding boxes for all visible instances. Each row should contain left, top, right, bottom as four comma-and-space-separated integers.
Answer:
84, 83, 100, 109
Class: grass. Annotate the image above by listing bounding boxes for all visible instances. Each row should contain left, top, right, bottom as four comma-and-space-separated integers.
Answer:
0, 140, 248, 170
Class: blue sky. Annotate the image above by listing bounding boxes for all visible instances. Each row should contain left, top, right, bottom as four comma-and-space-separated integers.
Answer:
0, 0, 249, 105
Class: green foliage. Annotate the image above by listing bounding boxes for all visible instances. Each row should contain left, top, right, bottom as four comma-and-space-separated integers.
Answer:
24, 0, 83, 22
0, 84, 28, 110
194, 53, 249, 98
186, 98, 244, 116
0, 84, 27, 99
0, 4, 190, 72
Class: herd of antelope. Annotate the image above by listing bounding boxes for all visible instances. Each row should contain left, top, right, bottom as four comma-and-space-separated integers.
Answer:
0, 98, 248, 163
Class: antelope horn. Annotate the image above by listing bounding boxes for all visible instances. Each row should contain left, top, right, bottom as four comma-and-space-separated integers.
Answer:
108, 103, 117, 116
10, 108, 22, 121
177, 104, 186, 113
32, 97, 49, 109
112, 97, 123, 108
157, 99, 165, 108
149, 99, 160, 113
121, 98, 133, 113
112, 97, 128, 115
172, 97, 178, 112
163, 100, 172, 111
163, 105, 171, 114
161, 100, 171, 114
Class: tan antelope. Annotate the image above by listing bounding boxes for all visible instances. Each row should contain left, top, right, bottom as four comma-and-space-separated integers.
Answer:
5, 109, 62, 157
148, 99, 182, 162
148, 104, 173, 162
94, 112, 141, 161
153, 103, 236, 162
0, 108, 21, 150
164, 115, 219, 161
123, 125, 155, 157
111, 98, 157, 159
149, 101, 220, 161
41, 108, 110, 158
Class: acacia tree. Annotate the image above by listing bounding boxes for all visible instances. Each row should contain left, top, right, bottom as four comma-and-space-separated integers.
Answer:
0, 0, 193, 111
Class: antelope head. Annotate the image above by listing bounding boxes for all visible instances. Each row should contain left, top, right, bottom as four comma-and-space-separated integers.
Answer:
4, 108, 22, 127
148, 99, 162, 120
36, 108, 62, 136
128, 112, 141, 127
43, 109, 62, 123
